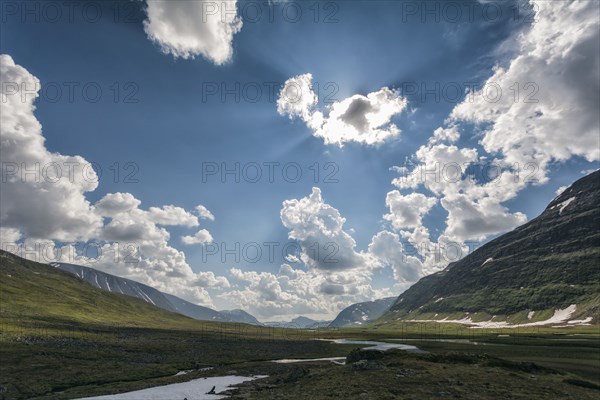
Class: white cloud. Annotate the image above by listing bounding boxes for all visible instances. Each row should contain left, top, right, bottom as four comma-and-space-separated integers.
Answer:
555, 185, 568, 196
143, 0, 243, 65
0, 227, 22, 244
0, 54, 102, 242
277, 74, 408, 146
223, 264, 393, 320
276, 73, 319, 121
450, 0, 600, 182
441, 195, 527, 242
430, 126, 460, 144
280, 187, 374, 271
0, 55, 226, 307
384, 191, 437, 230
95, 192, 141, 216
148, 205, 199, 227
195, 204, 215, 220
385, 0, 599, 274
182, 229, 214, 245
368, 231, 423, 283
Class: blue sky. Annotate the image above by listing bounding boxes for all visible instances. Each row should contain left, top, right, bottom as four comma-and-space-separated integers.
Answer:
1, 0, 598, 320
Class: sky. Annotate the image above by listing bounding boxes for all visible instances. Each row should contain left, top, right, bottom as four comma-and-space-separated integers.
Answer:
1, 0, 599, 321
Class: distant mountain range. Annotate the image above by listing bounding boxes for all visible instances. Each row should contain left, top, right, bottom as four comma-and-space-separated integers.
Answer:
264, 316, 331, 329
329, 297, 396, 327
378, 170, 600, 327
51, 262, 259, 325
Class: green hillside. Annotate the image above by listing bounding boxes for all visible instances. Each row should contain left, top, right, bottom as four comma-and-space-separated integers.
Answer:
379, 170, 600, 325
0, 250, 207, 331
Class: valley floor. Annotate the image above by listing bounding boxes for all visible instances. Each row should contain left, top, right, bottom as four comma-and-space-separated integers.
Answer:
1, 322, 599, 400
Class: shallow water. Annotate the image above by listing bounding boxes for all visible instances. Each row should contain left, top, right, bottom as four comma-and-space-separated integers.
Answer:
76, 375, 268, 400
270, 339, 425, 365
330, 339, 426, 353
272, 356, 346, 364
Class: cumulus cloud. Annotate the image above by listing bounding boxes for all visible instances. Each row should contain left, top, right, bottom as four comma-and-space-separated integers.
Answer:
385, 0, 599, 274
148, 205, 199, 227
450, 0, 600, 182
181, 229, 214, 245
223, 264, 393, 320
280, 187, 374, 271
277, 74, 408, 146
384, 191, 437, 230
143, 0, 243, 65
195, 204, 215, 220
0, 54, 102, 242
441, 195, 526, 242
368, 231, 423, 283
0, 55, 225, 306
95, 192, 141, 217
216, 188, 410, 319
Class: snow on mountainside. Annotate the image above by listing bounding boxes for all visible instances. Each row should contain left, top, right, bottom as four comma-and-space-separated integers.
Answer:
50, 262, 258, 324
329, 297, 396, 327
380, 170, 600, 326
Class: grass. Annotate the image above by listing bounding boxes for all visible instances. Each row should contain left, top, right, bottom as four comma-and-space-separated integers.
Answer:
227, 348, 600, 399
1, 250, 599, 399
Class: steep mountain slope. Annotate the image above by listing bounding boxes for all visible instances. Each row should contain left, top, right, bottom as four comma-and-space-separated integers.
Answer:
0, 250, 205, 329
53, 262, 178, 312
329, 297, 396, 327
51, 262, 260, 324
380, 170, 600, 326
161, 293, 222, 321
52, 262, 223, 321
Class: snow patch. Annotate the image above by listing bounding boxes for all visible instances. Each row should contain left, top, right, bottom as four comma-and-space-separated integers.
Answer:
567, 317, 593, 325
482, 258, 493, 266
552, 196, 576, 214
407, 305, 579, 328
272, 357, 346, 364
76, 375, 268, 400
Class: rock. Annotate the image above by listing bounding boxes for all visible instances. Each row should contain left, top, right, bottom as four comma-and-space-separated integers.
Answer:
283, 366, 308, 383
396, 368, 417, 377
351, 360, 385, 371
346, 348, 385, 363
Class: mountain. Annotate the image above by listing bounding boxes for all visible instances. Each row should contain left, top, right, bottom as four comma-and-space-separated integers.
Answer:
263, 316, 331, 329
329, 297, 396, 327
51, 262, 259, 324
218, 309, 262, 325
0, 250, 206, 329
161, 292, 222, 321
290, 316, 331, 328
379, 170, 600, 326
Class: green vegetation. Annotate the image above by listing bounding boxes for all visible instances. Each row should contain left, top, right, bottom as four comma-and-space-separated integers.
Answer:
227, 347, 600, 399
1, 245, 598, 399
383, 171, 600, 323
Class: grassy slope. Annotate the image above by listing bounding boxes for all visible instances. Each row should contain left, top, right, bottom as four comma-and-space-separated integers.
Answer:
0, 250, 210, 330
0, 251, 348, 399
